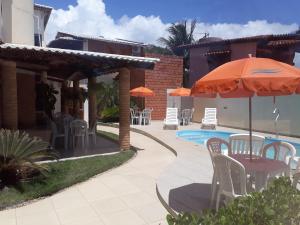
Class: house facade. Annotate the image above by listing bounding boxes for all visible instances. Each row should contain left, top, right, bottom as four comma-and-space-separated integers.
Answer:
0, 0, 159, 151
49, 32, 183, 120
183, 34, 300, 137
0, 0, 52, 129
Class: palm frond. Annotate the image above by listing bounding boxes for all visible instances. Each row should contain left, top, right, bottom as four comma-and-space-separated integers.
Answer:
0, 129, 57, 187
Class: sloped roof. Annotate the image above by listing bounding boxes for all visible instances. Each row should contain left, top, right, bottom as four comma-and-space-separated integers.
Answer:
55, 32, 147, 47
0, 43, 158, 63
180, 34, 300, 49
0, 43, 159, 80
34, 3, 53, 28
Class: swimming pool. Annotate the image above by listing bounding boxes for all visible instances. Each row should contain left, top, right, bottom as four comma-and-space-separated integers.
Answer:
176, 130, 300, 157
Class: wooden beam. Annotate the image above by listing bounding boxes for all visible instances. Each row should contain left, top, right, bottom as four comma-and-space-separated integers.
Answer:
16, 61, 49, 71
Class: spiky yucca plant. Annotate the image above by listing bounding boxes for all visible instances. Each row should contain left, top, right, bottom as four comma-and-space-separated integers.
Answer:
0, 129, 57, 188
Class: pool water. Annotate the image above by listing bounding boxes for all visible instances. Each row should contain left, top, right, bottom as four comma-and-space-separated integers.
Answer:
177, 130, 300, 157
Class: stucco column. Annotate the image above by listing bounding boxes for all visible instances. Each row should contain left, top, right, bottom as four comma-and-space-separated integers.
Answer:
88, 77, 97, 127
119, 68, 130, 151
0, 60, 18, 129
73, 80, 80, 118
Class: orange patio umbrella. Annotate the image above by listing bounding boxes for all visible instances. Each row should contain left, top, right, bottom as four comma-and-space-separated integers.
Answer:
130, 87, 155, 97
169, 87, 191, 96
191, 57, 300, 159
130, 86, 154, 109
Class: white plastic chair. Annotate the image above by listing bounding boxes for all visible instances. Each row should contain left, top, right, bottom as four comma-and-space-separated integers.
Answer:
163, 108, 179, 129
88, 121, 97, 146
50, 120, 66, 149
130, 108, 139, 125
206, 138, 230, 207
141, 109, 152, 125
70, 119, 88, 150
262, 141, 296, 176
180, 109, 191, 126
201, 108, 217, 129
293, 172, 300, 189
189, 108, 195, 123
229, 134, 265, 156
213, 154, 247, 210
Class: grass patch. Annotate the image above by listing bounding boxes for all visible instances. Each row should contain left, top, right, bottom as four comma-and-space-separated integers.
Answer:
97, 130, 120, 143
0, 131, 135, 210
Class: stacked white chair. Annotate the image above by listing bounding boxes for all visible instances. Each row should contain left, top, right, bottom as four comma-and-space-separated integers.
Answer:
130, 108, 139, 125
70, 119, 88, 150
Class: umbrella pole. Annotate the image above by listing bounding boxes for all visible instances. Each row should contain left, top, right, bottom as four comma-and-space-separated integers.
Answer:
249, 97, 253, 161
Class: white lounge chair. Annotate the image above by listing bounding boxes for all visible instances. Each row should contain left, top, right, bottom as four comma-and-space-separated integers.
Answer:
201, 108, 217, 129
163, 108, 179, 130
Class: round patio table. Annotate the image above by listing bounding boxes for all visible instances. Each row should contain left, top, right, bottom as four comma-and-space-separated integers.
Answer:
230, 154, 290, 191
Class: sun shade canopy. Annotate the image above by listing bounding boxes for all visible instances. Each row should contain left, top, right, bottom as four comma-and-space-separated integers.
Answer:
130, 87, 155, 97
191, 57, 300, 98
169, 87, 191, 96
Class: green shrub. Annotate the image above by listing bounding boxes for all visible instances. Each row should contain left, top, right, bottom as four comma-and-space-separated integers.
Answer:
100, 106, 119, 122
0, 129, 57, 189
167, 177, 300, 225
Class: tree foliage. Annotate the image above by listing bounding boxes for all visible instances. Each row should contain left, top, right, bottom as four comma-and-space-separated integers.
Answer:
167, 177, 300, 225
158, 20, 197, 86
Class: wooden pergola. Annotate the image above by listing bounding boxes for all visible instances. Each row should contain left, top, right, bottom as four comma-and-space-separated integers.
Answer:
0, 43, 159, 150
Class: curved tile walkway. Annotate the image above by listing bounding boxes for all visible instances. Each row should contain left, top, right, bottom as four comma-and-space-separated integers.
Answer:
131, 122, 213, 215
132, 121, 300, 215
0, 126, 175, 225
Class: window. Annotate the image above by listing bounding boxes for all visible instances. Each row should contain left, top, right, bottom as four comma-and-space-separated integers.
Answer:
132, 46, 142, 56
34, 34, 42, 46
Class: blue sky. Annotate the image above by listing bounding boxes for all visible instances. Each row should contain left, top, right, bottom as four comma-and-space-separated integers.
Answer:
36, 0, 300, 24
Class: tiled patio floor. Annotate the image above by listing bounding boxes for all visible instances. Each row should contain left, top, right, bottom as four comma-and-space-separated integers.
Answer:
0, 126, 175, 225
131, 121, 300, 214
24, 128, 120, 159
56, 134, 120, 158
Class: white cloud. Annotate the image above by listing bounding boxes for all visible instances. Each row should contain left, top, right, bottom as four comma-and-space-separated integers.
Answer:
45, 0, 169, 44
45, 0, 299, 45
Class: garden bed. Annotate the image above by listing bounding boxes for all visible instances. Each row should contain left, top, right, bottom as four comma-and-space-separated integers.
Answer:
0, 131, 135, 210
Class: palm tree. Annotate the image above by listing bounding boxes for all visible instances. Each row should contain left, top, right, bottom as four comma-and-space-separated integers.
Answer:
95, 81, 119, 116
159, 20, 197, 86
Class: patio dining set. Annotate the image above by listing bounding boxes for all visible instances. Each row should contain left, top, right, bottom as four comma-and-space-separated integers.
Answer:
207, 134, 300, 210
130, 108, 153, 125
50, 113, 97, 150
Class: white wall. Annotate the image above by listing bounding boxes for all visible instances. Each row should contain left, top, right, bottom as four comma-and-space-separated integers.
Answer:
1, 0, 34, 45
167, 89, 194, 112
193, 95, 300, 136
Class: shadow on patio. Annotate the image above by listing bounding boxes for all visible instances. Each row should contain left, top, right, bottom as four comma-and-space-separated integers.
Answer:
24, 128, 120, 159
168, 183, 211, 213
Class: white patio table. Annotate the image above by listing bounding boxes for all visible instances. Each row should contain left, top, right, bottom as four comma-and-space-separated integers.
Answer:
230, 154, 290, 191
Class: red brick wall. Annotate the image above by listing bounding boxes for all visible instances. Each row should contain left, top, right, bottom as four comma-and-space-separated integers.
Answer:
88, 40, 133, 55
144, 53, 183, 120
